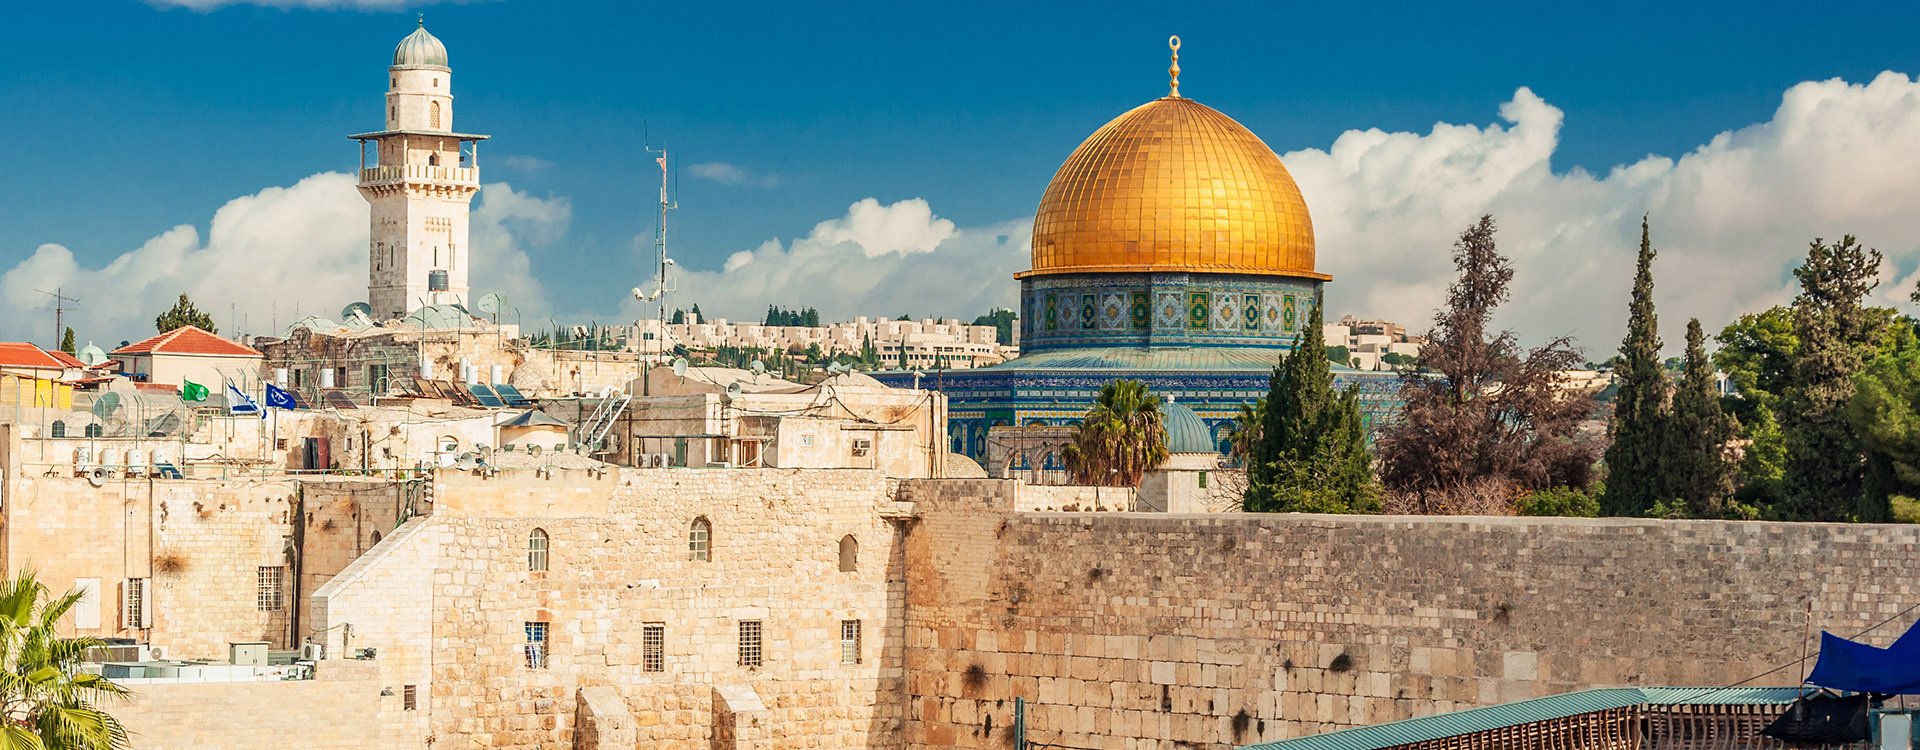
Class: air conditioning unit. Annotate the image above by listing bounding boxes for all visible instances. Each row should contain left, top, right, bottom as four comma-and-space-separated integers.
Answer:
86, 644, 150, 663
300, 643, 325, 661
148, 646, 167, 660
651, 453, 670, 468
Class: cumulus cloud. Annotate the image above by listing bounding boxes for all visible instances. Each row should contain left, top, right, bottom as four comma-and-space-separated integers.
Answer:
657, 74, 1920, 349
0, 174, 568, 343
687, 162, 782, 189
663, 198, 1021, 324
1288, 74, 1920, 351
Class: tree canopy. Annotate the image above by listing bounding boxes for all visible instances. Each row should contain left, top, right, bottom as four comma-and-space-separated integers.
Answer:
154, 293, 216, 334
1376, 215, 1598, 512
1244, 302, 1379, 513
0, 570, 131, 749
1062, 380, 1168, 487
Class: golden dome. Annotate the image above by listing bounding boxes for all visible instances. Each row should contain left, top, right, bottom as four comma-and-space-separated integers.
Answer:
1021, 96, 1323, 281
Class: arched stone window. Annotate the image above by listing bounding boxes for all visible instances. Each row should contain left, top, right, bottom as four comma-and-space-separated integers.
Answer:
84, 423, 102, 438
528, 528, 549, 572
370, 530, 383, 545
838, 535, 858, 573
49, 420, 65, 438
689, 517, 711, 562
429, 101, 442, 129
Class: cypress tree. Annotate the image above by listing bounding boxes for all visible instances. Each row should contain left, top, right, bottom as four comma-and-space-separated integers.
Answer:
59, 327, 76, 356
1781, 236, 1882, 521
1245, 301, 1380, 513
1669, 319, 1735, 517
1601, 217, 1670, 516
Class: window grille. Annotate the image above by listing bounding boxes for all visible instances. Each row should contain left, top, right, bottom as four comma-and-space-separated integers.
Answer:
642, 623, 664, 673
402, 684, 417, 711
123, 578, 151, 629
841, 620, 861, 665
528, 528, 549, 572
255, 566, 283, 612
689, 518, 711, 562
737, 620, 762, 668
524, 622, 549, 669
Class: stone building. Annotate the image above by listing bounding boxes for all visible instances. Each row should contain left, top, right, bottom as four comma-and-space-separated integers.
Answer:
352, 20, 488, 320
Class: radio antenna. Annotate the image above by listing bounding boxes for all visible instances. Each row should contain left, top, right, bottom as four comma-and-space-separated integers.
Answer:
36, 287, 82, 351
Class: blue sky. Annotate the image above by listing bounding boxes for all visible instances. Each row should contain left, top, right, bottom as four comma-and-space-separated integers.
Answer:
6, 0, 1920, 347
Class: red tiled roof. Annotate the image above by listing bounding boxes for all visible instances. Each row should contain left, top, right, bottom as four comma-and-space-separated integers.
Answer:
45, 350, 87, 368
112, 326, 260, 357
0, 342, 68, 370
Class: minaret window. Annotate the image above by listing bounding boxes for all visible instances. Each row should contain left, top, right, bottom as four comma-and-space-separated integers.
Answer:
430, 101, 441, 129
428, 153, 439, 167
390, 106, 397, 124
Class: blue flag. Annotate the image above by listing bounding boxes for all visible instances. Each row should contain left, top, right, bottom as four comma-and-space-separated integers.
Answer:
265, 383, 300, 410
227, 383, 262, 418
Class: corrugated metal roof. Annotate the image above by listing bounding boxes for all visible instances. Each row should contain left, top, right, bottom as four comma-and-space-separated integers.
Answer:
1239, 687, 1807, 750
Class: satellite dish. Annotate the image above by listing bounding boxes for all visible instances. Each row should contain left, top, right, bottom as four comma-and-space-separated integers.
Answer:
90, 392, 122, 420
529, 444, 543, 457
340, 302, 374, 324
476, 293, 506, 316
726, 382, 743, 398
827, 362, 848, 375
671, 357, 688, 377
750, 360, 766, 374
454, 452, 478, 470
77, 344, 107, 367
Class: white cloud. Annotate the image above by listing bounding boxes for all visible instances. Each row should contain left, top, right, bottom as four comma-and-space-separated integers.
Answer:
1288, 74, 1920, 352
498, 155, 555, 175
0, 174, 568, 343
660, 198, 1021, 324
687, 162, 782, 189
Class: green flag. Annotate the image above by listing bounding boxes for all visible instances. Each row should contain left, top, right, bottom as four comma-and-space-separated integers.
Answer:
181, 380, 210, 403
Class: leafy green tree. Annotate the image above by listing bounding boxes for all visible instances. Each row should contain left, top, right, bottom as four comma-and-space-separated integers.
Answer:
1781, 236, 1882, 521
1244, 303, 1381, 513
1715, 306, 1798, 505
1602, 218, 1671, 516
154, 293, 216, 334
670, 309, 685, 325
0, 570, 131, 749
1381, 352, 1417, 369
58, 328, 75, 356
1515, 485, 1602, 517
1324, 345, 1350, 367
859, 334, 878, 367
971, 308, 1018, 346
1061, 380, 1168, 486
1669, 319, 1737, 517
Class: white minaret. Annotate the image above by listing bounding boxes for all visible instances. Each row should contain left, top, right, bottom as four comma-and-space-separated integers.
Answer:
351, 18, 488, 320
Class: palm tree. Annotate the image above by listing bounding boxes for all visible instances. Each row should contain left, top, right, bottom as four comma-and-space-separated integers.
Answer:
1228, 398, 1266, 464
1063, 380, 1169, 486
0, 571, 130, 749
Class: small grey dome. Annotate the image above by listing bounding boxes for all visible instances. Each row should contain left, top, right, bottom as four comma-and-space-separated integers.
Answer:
1161, 397, 1213, 454
393, 21, 449, 68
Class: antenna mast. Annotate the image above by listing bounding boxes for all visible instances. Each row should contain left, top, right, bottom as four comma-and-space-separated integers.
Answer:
36, 288, 81, 351
636, 143, 678, 396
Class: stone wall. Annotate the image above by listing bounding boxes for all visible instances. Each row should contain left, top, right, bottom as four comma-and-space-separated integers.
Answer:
900, 479, 1920, 749
0, 466, 413, 659
113, 653, 415, 748
314, 467, 911, 748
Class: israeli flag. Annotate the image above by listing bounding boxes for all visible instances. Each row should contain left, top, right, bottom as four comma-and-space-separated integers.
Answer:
265, 383, 300, 411
228, 383, 262, 418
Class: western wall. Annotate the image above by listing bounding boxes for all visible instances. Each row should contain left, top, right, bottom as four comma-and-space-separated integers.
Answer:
29, 466, 1913, 748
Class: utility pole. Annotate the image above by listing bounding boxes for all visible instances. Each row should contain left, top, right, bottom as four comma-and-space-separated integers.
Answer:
36, 288, 81, 350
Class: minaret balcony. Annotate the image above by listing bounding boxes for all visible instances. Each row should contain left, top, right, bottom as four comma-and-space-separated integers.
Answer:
358, 164, 479, 187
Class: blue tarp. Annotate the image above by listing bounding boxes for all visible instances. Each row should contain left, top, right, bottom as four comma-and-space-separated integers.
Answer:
1806, 620, 1920, 694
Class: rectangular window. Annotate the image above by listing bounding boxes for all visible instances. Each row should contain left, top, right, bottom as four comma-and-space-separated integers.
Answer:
642, 623, 665, 673
122, 578, 151, 629
738, 620, 762, 668
368, 364, 391, 394
255, 567, 283, 612
334, 367, 349, 388
840, 620, 861, 665
524, 622, 549, 669
402, 684, 417, 711
1199, 471, 1209, 489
